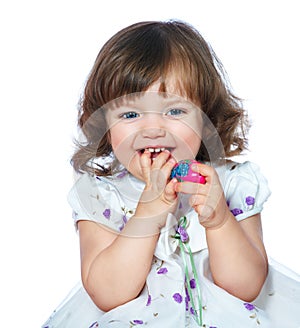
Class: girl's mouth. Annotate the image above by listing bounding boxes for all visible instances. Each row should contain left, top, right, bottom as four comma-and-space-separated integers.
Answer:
139, 147, 172, 159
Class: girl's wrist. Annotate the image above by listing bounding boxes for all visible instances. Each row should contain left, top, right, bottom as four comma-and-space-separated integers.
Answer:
122, 214, 163, 238
199, 207, 232, 230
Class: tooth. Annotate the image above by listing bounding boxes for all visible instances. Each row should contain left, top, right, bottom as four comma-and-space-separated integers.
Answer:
145, 147, 167, 153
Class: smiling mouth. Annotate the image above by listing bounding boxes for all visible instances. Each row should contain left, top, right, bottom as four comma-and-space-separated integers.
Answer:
138, 147, 173, 158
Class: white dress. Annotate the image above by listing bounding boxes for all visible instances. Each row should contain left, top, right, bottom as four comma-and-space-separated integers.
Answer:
42, 161, 300, 328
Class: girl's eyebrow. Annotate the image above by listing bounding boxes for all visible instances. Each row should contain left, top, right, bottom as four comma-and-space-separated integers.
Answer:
160, 97, 198, 110
163, 98, 192, 107
106, 95, 195, 112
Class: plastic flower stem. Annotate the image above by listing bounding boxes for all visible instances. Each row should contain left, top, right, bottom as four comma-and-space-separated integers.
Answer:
186, 242, 203, 325
177, 216, 203, 326
179, 240, 201, 325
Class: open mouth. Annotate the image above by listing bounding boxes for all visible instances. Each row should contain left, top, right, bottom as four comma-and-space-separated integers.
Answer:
138, 147, 173, 159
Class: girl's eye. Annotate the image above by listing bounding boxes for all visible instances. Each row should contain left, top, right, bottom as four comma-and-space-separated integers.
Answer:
121, 111, 139, 119
166, 108, 185, 117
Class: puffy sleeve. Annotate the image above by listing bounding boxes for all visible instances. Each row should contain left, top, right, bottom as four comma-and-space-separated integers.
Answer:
224, 161, 271, 221
67, 173, 130, 232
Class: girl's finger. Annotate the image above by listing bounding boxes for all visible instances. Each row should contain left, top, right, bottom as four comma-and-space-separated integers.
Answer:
191, 162, 221, 186
194, 204, 214, 222
151, 149, 172, 169
140, 150, 152, 183
175, 181, 208, 195
189, 194, 206, 207
164, 178, 178, 203
191, 162, 213, 177
159, 156, 177, 180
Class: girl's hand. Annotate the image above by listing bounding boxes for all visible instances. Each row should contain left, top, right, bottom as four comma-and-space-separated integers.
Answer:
134, 149, 178, 228
175, 162, 231, 229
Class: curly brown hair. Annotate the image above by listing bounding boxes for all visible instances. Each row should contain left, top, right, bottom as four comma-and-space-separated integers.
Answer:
71, 20, 249, 175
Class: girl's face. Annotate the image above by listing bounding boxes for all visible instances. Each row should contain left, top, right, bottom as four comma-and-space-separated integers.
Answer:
105, 81, 202, 181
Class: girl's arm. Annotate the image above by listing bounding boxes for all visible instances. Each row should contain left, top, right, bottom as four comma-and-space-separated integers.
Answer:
205, 213, 268, 302
176, 162, 268, 302
78, 150, 177, 312
78, 219, 160, 312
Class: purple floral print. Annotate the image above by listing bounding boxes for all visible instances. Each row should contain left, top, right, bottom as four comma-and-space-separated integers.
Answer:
245, 196, 255, 206
116, 170, 127, 178
185, 298, 189, 311
185, 285, 190, 311
122, 214, 128, 224
190, 278, 196, 289
132, 319, 144, 325
185, 286, 190, 302
177, 225, 189, 242
157, 267, 168, 274
89, 322, 99, 328
231, 208, 243, 216
244, 302, 256, 311
173, 292, 183, 303
146, 294, 151, 306
102, 208, 111, 219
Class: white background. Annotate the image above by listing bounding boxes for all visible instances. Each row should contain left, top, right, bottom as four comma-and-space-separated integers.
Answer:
0, 0, 299, 326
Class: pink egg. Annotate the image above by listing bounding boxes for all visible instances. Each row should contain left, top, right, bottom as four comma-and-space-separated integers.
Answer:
170, 159, 206, 184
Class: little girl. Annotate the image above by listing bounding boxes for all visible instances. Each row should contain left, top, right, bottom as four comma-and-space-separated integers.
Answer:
43, 20, 300, 327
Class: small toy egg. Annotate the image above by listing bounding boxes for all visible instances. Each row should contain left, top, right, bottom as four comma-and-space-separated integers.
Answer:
170, 159, 206, 184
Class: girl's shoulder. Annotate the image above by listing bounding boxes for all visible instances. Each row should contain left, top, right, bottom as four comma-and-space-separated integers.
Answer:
70, 169, 144, 198
214, 160, 269, 188
215, 159, 264, 179
215, 160, 271, 221
67, 170, 144, 231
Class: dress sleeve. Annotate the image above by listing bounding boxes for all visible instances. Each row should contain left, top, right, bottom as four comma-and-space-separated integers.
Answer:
224, 161, 271, 221
67, 173, 127, 232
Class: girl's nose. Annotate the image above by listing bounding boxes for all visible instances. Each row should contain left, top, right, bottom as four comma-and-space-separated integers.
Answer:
141, 113, 166, 138
141, 127, 166, 138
